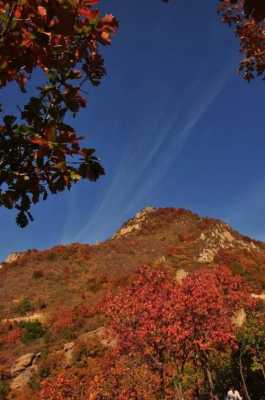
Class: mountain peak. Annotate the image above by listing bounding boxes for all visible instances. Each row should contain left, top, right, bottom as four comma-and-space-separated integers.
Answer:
1, 207, 265, 399
113, 206, 156, 238
113, 207, 199, 239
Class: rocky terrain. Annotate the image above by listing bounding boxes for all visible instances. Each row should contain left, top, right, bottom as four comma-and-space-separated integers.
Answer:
1, 207, 265, 399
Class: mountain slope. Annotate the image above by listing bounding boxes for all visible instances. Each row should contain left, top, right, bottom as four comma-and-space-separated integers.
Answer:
0, 207, 265, 398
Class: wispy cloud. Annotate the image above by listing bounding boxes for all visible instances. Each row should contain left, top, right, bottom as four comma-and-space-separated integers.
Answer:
124, 68, 232, 215
68, 63, 233, 243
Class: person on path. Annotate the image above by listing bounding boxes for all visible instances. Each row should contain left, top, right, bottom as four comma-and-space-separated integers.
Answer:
227, 386, 243, 400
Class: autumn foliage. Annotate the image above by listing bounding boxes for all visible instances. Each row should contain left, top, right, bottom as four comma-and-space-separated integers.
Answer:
86, 265, 253, 399
0, 1, 118, 226
50, 304, 93, 335
2, 327, 22, 345
0, 1, 264, 226
219, 0, 265, 81
39, 372, 85, 400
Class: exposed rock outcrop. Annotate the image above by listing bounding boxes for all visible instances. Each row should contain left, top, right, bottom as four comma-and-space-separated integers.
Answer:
10, 365, 38, 392
175, 268, 188, 284
252, 293, 265, 301
113, 207, 155, 238
10, 353, 36, 377
232, 308, 247, 327
197, 223, 258, 263
79, 326, 117, 349
4, 252, 22, 264
62, 341, 75, 368
0, 252, 23, 270
10, 352, 41, 392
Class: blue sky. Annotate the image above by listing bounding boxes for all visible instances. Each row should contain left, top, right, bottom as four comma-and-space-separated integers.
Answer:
1, 0, 265, 260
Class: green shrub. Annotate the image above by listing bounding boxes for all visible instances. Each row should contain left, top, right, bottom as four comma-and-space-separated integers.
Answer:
42, 330, 55, 345
0, 381, 9, 400
15, 298, 33, 316
39, 365, 51, 379
19, 320, 46, 343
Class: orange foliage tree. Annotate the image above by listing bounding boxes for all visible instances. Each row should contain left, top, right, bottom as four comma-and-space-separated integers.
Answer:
219, 0, 265, 81
176, 265, 253, 399
0, 0, 118, 227
39, 372, 85, 400
87, 265, 253, 400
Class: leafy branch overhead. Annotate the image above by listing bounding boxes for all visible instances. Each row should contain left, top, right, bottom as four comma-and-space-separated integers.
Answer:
0, 0, 264, 228
165, 1, 265, 81
0, 0, 118, 227
219, 0, 265, 81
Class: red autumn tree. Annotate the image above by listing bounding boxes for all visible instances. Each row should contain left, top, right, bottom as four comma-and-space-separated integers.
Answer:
39, 372, 85, 400
176, 265, 253, 399
219, 0, 265, 81
89, 266, 186, 399
87, 355, 162, 400
89, 265, 253, 400
0, 1, 118, 227
2, 326, 22, 345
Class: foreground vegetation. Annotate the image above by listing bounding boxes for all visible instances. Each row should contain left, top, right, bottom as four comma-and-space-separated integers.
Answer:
1, 208, 265, 399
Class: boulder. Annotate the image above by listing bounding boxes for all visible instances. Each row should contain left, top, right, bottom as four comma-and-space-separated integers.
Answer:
63, 342, 75, 367
233, 308, 246, 327
10, 365, 37, 392
4, 252, 21, 264
175, 269, 188, 284
252, 293, 265, 301
9, 352, 40, 393
80, 327, 117, 348
10, 353, 36, 377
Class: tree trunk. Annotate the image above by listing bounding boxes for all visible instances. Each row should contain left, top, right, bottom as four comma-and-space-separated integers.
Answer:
261, 365, 265, 382
206, 367, 219, 400
178, 382, 184, 400
159, 367, 165, 400
193, 355, 201, 398
239, 353, 251, 400
174, 382, 184, 400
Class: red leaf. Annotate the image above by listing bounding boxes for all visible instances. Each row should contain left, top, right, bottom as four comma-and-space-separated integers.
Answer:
14, 8, 22, 19
79, 7, 99, 20
37, 6, 47, 17
85, 0, 99, 4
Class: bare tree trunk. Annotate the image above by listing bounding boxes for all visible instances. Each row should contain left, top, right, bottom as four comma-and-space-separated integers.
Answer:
174, 383, 184, 400
178, 382, 184, 400
239, 353, 251, 400
195, 379, 200, 399
193, 355, 201, 398
206, 367, 219, 400
159, 367, 166, 400
261, 365, 265, 382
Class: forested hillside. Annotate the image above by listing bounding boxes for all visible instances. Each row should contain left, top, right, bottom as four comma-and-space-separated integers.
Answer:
1, 208, 265, 399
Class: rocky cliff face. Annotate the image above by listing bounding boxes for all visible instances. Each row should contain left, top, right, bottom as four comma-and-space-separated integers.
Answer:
113, 207, 156, 238
0, 207, 265, 398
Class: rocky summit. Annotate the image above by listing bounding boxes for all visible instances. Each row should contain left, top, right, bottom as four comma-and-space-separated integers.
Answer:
1, 207, 265, 399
